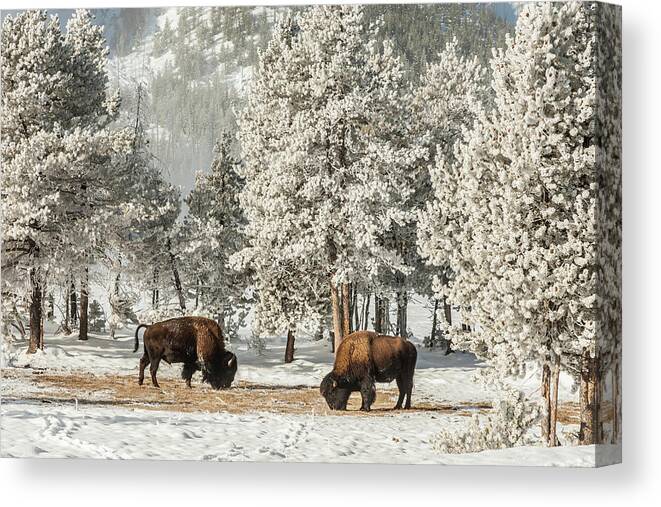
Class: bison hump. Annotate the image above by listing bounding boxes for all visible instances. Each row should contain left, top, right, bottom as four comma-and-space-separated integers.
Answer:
333, 331, 374, 378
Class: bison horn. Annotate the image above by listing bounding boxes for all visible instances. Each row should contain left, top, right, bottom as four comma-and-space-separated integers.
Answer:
227, 355, 236, 368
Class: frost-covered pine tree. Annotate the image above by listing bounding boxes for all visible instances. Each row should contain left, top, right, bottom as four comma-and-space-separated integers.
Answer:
233, 16, 329, 359
103, 82, 181, 330
237, 6, 425, 352
1, 10, 133, 351
425, 2, 619, 446
414, 38, 488, 349
183, 131, 249, 343
592, 2, 621, 445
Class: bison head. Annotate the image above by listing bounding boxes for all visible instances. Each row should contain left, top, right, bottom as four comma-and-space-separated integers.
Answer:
320, 373, 351, 410
204, 351, 238, 389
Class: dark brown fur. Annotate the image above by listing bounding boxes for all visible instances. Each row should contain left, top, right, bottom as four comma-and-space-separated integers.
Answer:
320, 331, 417, 411
134, 316, 237, 389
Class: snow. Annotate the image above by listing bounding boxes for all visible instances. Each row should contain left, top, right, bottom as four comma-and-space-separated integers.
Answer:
0, 322, 613, 466
1, 400, 617, 465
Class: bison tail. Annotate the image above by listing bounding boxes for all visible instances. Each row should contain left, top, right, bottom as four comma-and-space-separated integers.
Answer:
133, 324, 149, 353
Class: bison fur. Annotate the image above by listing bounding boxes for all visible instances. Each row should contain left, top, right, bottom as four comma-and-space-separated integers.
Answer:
134, 316, 237, 389
320, 331, 417, 411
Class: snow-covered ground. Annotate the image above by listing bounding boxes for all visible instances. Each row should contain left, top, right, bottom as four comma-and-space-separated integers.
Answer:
0, 320, 613, 466
1, 399, 617, 466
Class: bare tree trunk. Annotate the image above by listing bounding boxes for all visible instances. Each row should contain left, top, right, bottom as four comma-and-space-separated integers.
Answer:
152, 267, 159, 309
353, 286, 359, 332
40, 283, 45, 350
46, 290, 54, 320
284, 328, 295, 363
374, 296, 382, 333
341, 283, 351, 336
70, 279, 78, 326
63, 279, 71, 334
11, 302, 26, 339
363, 291, 371, 331
579, 348, 601, 445
109, 272, 120, 340
612, 359, 620, 444
382, 298, 390, 333
40, 312, 45, 349
330, 280, 343, 352
429, 298, 439, 349
541, 363, 551, 445
28, 268, 43, 354
549, 356, 561, 447
167, 238, 186, 313
195, 277, 201, 309
443, 296, 453, 354
79, 268, 89, 341
396, 290, 408, 338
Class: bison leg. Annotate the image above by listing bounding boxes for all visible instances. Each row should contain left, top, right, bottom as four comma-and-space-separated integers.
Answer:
359, 376, 375, 412
394, 375, 406, 410
138, 353, 150, 385
404, 369, 414, 410
181, 362, 197, 388
149, 355, 162, 388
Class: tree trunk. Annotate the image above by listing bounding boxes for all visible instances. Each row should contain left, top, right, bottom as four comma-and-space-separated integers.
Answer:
341, 282, 351, 336
549, 356, 561, 447
195, 277, 201, 309
443, 296, 453, 354
152, 267, 159, 309
63, 280, 71, 333
167, 238, 186, 313
611, 359, 620, 444
40, 308, 45, 349
70, 279, 78, 326
28, 268, 42, 354
541, 363, 551, 445
40, 285, 45, 349
79, 268, 89, 341
382, 298, 390, 333
110, 272, 120, 340
330, 280, 343, 352
579, 349, 601, 445
284, 328, 295, 363
353, 286, 360, 332
374, 296, 382, 333
363, 291, 371, 331
10, 302, 26, 339
396, 290, 408, 338
430, 298, 439, 349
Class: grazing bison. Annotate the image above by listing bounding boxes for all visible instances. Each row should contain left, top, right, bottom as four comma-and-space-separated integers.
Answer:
320, 331, 417, 411
134, 316, 237, 389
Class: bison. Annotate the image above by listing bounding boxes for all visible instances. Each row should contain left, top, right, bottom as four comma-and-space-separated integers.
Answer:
134, 316, 237, 389
320, 331, 417, 411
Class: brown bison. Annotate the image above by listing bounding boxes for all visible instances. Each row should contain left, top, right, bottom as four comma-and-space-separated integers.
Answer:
320, 331, 417, 411
134, 316, 237, 389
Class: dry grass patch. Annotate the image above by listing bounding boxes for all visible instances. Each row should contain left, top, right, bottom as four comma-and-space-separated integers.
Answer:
3, 369, 491, 417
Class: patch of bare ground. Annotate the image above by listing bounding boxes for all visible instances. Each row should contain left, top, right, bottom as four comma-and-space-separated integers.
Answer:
3, 369, 602, 422
2, 369, 492, 416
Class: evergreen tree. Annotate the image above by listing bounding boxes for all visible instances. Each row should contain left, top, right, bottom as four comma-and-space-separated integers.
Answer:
183, 131, 249, 342
237, 6, 425, 352
1, 10, 132, 351
422, 1, 619, 446
415, 38, 489, 350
